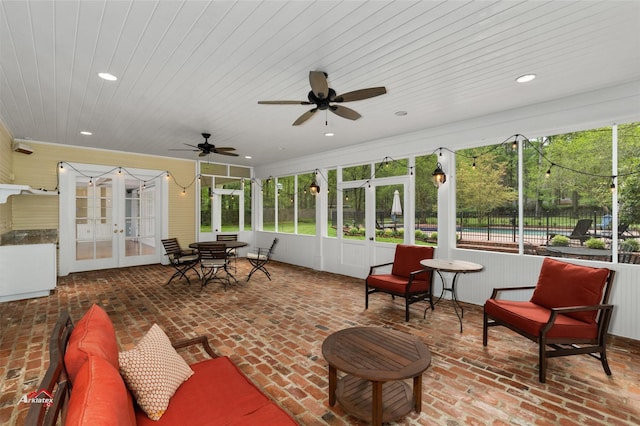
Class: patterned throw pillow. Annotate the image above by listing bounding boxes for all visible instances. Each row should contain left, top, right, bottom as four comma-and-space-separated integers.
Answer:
118, 324, 194, 421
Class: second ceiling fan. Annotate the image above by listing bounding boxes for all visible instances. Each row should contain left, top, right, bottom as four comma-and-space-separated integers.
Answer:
170, 133, 238, 157
258, 71, 386, 126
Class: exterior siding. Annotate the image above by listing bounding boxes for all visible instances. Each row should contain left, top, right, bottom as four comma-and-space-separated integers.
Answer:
11, 140, 197, 243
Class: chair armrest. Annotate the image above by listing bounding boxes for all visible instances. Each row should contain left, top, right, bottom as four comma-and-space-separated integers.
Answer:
172, 335, 219, 359
489, 286, 536, 299
181, 249, 197, 256
542, 304, 614, 335
368, 262, 394, 276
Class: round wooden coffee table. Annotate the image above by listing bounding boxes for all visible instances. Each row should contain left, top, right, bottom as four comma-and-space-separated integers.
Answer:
321, 327, 431, 425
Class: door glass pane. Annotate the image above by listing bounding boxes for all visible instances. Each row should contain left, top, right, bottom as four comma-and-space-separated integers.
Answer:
200, 176, 213, 232
124, 180, 157, 257
75, 176, 112, 260
375, 184, 404, 243
343, 188, 365, 240
219, 179, 241, 232
221, 194, 240, 232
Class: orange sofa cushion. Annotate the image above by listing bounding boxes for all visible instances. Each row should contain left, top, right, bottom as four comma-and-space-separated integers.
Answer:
484, 299, 598, 340
530, 258, 610, 323
135, 356, 297, 425
65, 304, 120, 383
66, 355, 136, 426
391, 245, 434, 278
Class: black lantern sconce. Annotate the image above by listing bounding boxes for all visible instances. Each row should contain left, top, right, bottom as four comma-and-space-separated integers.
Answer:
432, 162, 446, 188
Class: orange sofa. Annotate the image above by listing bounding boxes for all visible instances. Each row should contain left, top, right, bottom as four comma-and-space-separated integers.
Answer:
25, 304, 298, 425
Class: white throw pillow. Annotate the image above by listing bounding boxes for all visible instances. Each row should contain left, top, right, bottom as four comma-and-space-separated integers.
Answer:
118, 324, 194, 420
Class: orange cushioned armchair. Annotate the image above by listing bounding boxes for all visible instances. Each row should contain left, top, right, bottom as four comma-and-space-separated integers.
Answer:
483, 258, 615, 383
366, 244, 435, 321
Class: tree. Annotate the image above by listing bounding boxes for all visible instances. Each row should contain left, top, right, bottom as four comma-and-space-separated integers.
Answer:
456, 150, 517, 218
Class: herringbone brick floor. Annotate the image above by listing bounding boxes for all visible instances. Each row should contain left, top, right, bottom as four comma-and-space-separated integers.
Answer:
1, 261, 639, 425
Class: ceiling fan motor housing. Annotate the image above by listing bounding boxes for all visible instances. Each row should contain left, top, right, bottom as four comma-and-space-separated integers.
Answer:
307, 88, 337, 110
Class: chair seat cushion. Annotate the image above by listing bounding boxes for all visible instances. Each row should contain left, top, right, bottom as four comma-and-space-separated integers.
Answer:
367, 274, 430, 294
177, 254, 198, 263
485, 299, 598, 340
247, 253, 267, 261
201, 259, 227, 268
135, 356, 296, 425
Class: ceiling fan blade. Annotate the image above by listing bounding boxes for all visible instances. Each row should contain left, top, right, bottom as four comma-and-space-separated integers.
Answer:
168, 148, 199, 152
258, 100, 311, 105
292, 108, 318, 126
213, 147, 236, 151
199, 151, 209, 157
215, 150, 239, 157
309, 71, 329, 99
330, 105, 361, 121
333, 87, 387, 103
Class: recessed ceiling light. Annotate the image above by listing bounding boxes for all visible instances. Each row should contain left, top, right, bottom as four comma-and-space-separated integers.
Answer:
395, 111, 408, 116
244, 156, 252, 159
80, 131, 92, 135
516, 74, 536, 83
98, 72, 118, 81
324, 132, 335, 137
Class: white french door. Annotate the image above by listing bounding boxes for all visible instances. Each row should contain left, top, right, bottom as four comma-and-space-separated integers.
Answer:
59, 163, 167, 275
338, 176, 410, 277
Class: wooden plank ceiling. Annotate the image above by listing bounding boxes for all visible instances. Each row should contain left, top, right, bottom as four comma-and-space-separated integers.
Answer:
1, 1, 638, 166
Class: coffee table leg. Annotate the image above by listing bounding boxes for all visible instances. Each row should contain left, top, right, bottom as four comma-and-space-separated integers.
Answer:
328, 365, 337, 406
413, 375, 422, 413
372, 381, 383, 426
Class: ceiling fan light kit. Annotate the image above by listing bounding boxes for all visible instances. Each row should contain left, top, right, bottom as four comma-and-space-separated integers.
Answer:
258, 71, 386, 126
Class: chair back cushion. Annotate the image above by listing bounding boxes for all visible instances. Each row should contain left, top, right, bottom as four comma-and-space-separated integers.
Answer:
391, 245, 434, 279
530, 258, 610, 323
65, 304, 120, 384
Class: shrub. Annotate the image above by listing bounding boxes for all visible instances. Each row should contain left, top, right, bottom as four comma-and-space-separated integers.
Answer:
348, 227, 361, 236
550, 235, 570, 246
585, 238, 606, 249
415, 230, 425, 240
620, 239, 640, 252
429, 232, 438, 240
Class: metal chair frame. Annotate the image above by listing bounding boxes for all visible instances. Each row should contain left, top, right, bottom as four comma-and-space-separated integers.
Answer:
247, 238, 278, 281
161, 238, 200, 285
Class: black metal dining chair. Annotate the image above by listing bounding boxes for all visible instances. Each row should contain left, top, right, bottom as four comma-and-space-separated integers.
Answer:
161, 238, 200, 285
198, 242, 231, 290
216, 234, 239, 272
246, 238, 278, 281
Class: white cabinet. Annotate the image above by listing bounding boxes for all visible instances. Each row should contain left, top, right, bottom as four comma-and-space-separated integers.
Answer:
0, 243, 56, 302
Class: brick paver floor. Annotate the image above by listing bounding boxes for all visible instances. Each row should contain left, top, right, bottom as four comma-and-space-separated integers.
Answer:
1, 261, 639, 425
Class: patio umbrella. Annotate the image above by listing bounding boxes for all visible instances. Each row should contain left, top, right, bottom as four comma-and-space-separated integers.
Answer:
391, 190, 402, 224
